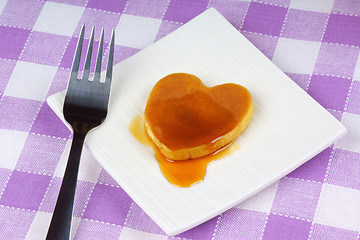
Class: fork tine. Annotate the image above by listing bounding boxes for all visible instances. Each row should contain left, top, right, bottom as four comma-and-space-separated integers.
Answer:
105, 29, 115, 84
82, 26, 95, 81
94, 28, 104, 82
70, 25, 85, 80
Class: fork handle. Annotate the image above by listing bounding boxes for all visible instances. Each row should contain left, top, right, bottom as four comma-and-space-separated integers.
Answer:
46, 132, 85, 240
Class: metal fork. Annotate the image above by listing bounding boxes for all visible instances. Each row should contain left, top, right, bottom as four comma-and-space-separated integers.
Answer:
46, 25, 115, 240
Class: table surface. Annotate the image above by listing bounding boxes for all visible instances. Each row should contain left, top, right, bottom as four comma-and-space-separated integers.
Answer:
0, 0, 360, 239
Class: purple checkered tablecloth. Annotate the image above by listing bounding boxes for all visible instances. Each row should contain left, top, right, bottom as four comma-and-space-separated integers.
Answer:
0, 0, 360, 239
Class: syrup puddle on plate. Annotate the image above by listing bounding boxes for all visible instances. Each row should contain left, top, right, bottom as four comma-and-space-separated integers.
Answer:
129, 114, 239, 187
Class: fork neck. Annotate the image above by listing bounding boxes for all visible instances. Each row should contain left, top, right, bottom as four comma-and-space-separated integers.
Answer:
72, 131, 86, 146
69, 131, 87, 165
70, 121, 98, 136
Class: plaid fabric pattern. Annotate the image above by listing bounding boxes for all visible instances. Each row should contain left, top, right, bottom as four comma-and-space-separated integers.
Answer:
0, 0, 359, 239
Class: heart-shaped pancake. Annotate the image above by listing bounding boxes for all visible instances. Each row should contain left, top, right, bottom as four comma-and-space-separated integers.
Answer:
144, 73, 254, 160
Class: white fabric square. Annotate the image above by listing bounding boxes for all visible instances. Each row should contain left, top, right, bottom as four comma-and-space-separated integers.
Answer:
25, 211, 52, 240
77, 144, 102, 182
0, 0, 8, 14
25, 211, 81, 240
335, 112, 360, 153
33, 2, 84, 36
115, 14, 162, 49
235, 181, 278, 213
290, 0, 335, 13
314, 184, 360, 231
71, 217, 82, 239
118, 227, 168, 240
4, 61, 57, 101
54, 140, 102, 182
0, 130, 28, 170
272, 38, 321, 75
352, 53, 360, 81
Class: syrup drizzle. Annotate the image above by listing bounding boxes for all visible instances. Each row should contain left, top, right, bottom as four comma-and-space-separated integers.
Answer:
129, 114, 239, 187
144, 73, 252, 158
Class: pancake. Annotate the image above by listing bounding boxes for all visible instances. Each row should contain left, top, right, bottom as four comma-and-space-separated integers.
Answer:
144, 73, 254, 160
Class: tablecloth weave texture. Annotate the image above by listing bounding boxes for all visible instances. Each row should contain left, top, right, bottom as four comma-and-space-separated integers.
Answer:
0, 0, 360, 239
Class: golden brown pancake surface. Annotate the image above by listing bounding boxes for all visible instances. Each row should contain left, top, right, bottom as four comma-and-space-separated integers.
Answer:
144, 73, 254, 160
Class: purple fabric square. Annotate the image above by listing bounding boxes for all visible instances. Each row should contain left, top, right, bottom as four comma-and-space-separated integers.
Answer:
307, 75, 352, 111
83, 183, 132, 225
0, 59, 16, 93
0, 170, 51, 210
287, 147, 332, 182
60, 37, 107, 71
0, 207, 36, 240
125, 203, 164, 234
16, 133, 67, 175
0, 0, 44, 29
208, 1, 250, 30
74, 219, 122, 240
347, 81, 360, 114
86, 0, 127, 13
271, 178, 322, 220
39, 177, 61, 212
323, 14, 360, 46
282, 9, 328, 41
332, 0, 360, 16
314, 43, 359, 78
215, 209, 267, 240
75, 9, 120, 41
242, 31, 279, 60
124, 0, 169, 18
263, 214, 311, 240
47, 67, 70, 96
242, 2, 288, 36
285, 73, 311, 90
163, 0, 209, 23
20, 31, 70, 66
311, 223, 358, 240
30, 103, 71, 138
113, 45, 140, 65
0, 26, 30, 60
176, 215, 218, 240
0, 96, 42, 131
326, 149, 360, 190
155, 20, 182, 41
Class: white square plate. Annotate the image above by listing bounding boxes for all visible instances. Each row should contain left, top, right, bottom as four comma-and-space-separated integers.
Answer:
47, 8, 346, 236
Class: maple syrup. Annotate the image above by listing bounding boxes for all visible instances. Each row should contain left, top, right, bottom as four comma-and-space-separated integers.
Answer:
144, 73, 253, 160
129, 73, 253, 187
129, 114, 239, 187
